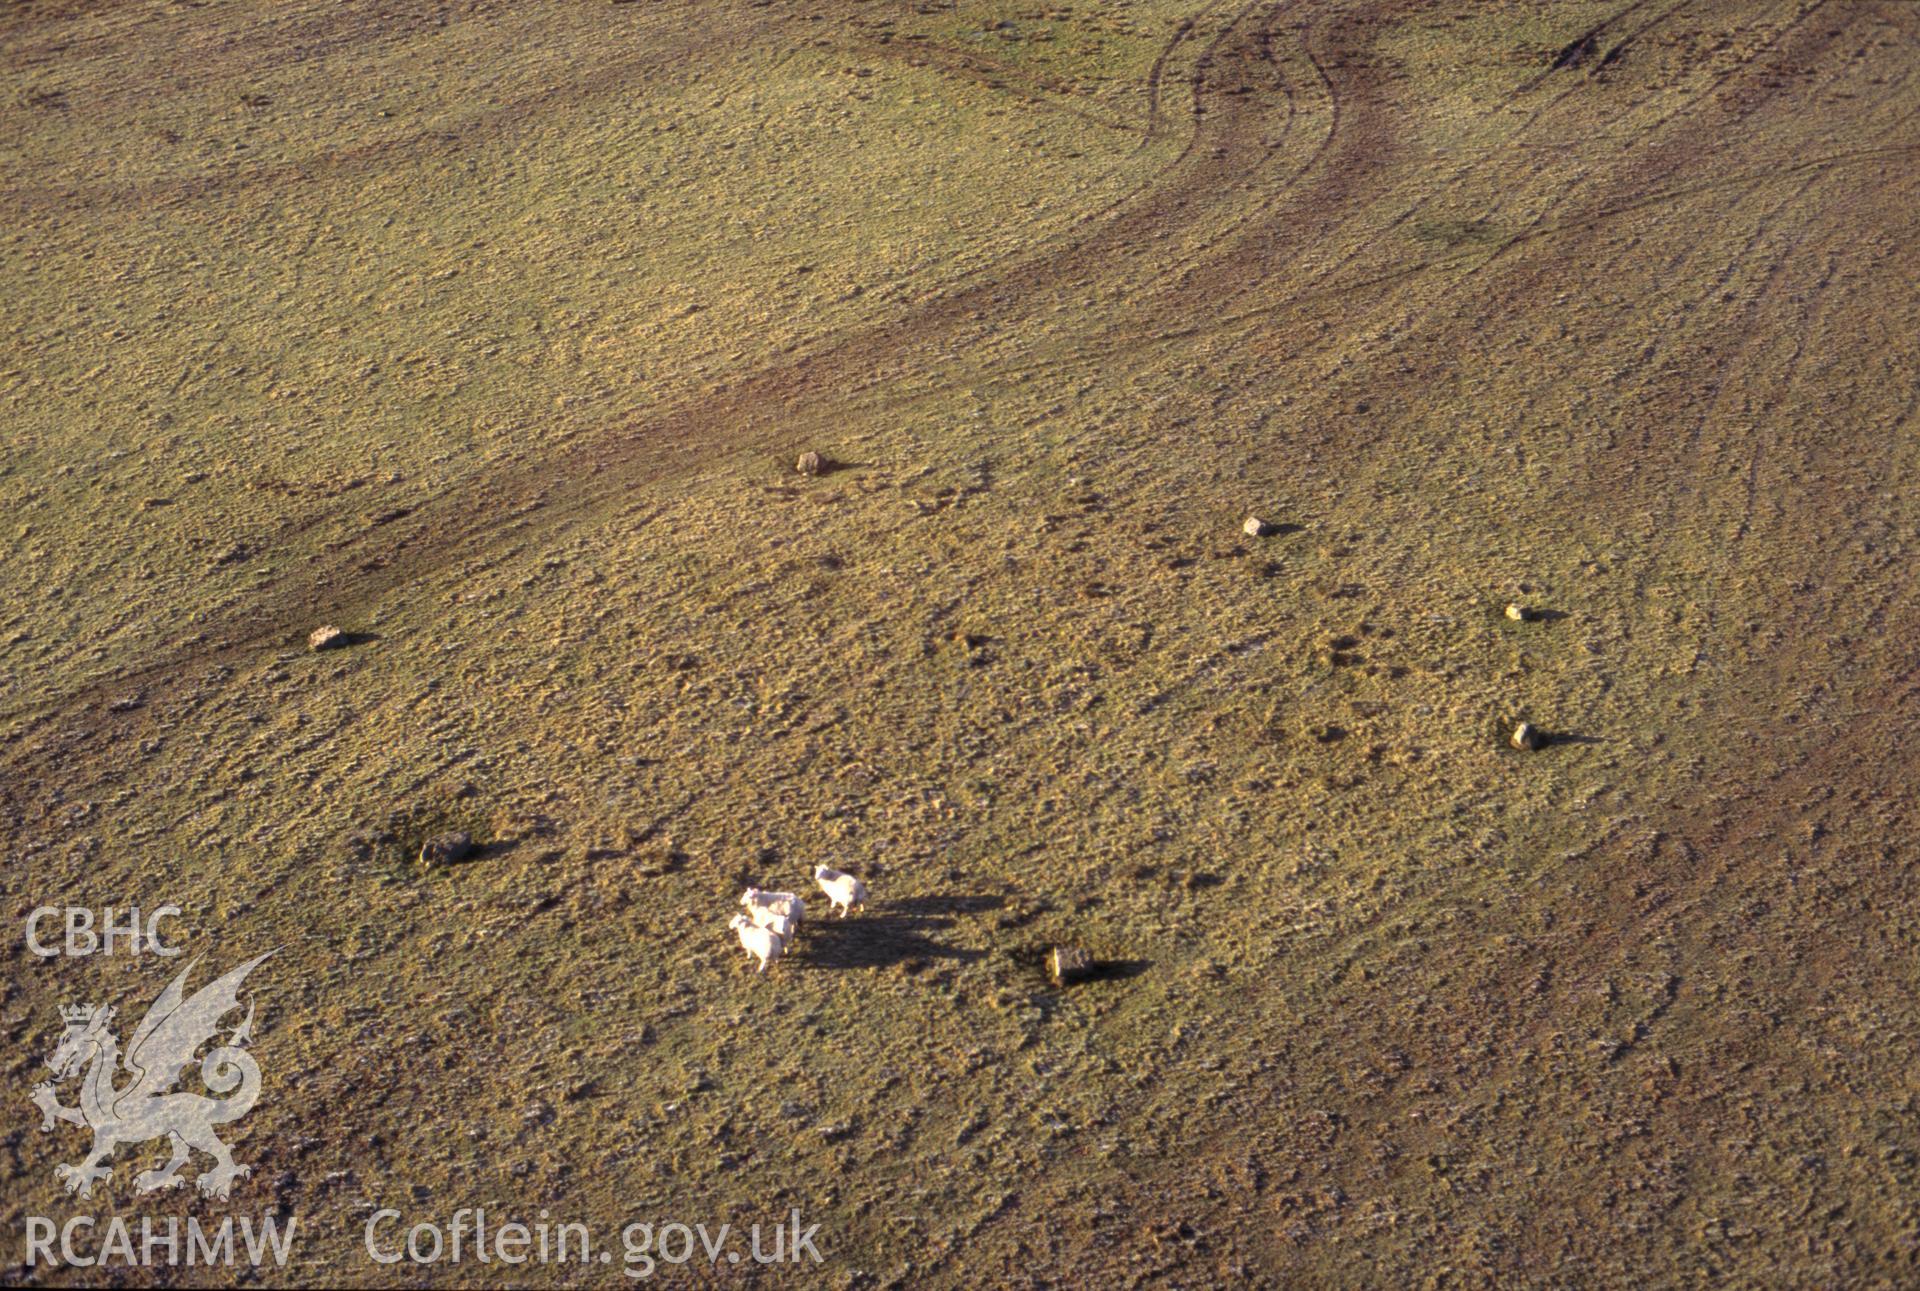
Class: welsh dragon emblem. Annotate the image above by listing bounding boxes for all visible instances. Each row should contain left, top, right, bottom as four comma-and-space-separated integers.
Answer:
31, 953, 272, 1201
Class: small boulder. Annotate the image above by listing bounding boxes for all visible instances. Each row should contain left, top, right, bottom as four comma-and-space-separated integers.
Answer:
796, 450, 826, 477
1243, 516, 1273, 538
1048, 945, 1095, 987
1505, 603, 1531, 622
1510, 722, 1544, 751
308, 625, 348, 652
419, 831, 475, 867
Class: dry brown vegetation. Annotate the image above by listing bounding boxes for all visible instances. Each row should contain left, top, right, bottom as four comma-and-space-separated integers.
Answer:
3, 0, 1918, 1284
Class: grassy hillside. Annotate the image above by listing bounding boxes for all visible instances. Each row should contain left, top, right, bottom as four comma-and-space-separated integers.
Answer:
4, 1, 1918, 1284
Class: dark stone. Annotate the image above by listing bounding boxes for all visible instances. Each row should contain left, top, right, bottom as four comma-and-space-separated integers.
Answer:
419, 831, 475, 867
1048, 945, 1095, 986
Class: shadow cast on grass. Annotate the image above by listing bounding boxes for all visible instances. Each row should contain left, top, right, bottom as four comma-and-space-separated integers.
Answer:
885, 894, 1006, 917
312, 630, 381, 651
796, 456, 867, 479
798, 907, 990, 971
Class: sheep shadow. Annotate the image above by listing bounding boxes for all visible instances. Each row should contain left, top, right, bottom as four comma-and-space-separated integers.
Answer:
885, 894, 1006, 917
797, 906, 989, 971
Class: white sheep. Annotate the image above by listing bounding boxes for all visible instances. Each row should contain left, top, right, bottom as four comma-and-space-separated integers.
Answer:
728, 913, 786, 974
749, 906, 800, 943
741, 887, 806, 924
813, 865, 867, 917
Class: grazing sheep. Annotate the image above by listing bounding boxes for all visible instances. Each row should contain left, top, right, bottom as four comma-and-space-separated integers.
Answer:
813, 865, 867, 917
728, 914, 786, 974
741, 887, 806, 924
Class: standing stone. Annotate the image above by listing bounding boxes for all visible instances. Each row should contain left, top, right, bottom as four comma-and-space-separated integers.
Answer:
419, 831, 475, 867
1048, 945, 1095, 986
1510, 722, 1544, 751
1243, 516, 1273, 538
796, 450, 825, 477
1506, 603, 1531, 622
309, 625, 347, 652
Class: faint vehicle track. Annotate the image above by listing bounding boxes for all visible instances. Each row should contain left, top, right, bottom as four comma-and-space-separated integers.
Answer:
14, 6, 1910, 753
857, 34, 1150, 138
1513, 0, 1665, 96
1278, 0, 1840, 327
2, 0, 1913, 864
0, 3, 1322, 740
1142, 0, 1235, 147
